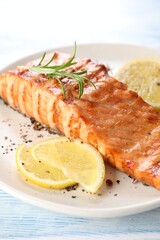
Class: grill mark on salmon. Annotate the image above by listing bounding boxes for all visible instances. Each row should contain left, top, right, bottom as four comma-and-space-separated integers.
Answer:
0, 52, 160, 189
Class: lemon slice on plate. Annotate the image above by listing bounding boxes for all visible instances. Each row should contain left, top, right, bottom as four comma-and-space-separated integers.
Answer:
30, 136, 69, 169
114, 58, 160, 110
16, 144, 76, 189
30, 137, 105, 193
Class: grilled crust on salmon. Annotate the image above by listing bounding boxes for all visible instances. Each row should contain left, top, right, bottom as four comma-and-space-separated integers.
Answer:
0, 52, 160, 189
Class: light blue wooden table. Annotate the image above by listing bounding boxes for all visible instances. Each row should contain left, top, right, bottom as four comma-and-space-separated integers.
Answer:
0, 0, 160, 239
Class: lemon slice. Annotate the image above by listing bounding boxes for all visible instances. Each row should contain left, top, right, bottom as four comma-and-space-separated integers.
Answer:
30, 136, 70, 169
30, 137, 105, 193
16, 144, 76, 189
114, 58, 160, 110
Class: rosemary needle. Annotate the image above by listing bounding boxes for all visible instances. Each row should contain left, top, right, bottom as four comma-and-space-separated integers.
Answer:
28, 42, 96, 98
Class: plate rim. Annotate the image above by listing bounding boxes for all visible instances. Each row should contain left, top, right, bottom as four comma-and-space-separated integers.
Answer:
1, 42, 160, 74
1, 180, 160, 218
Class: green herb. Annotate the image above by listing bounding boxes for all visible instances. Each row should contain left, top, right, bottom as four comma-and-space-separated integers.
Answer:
29, 42, 96, 98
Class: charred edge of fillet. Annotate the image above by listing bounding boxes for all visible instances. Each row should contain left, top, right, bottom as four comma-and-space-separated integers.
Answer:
0, 98, 64, 136
0, 97, 9, 106
0, 98, 20, 112
30, 117, 64, 135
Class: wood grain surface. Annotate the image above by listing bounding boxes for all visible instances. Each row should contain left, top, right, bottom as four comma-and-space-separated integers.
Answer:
0, 190, 160, 239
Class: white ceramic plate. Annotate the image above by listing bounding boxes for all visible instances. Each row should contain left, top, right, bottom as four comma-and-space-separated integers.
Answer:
0, 43, 160, 218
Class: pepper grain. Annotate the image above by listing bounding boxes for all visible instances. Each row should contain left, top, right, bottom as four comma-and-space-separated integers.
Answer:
106, 179, 113, 187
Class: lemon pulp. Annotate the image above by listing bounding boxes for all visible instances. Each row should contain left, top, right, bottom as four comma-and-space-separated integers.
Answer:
16, 144, 76, 189
30, 137, 105, 193
115, 58, 160, 110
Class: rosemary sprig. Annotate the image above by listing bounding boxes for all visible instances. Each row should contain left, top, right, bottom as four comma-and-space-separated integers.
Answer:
29, 42, 96, 98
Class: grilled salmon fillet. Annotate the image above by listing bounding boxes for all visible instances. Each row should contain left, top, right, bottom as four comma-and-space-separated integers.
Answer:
0, 52, 160, 189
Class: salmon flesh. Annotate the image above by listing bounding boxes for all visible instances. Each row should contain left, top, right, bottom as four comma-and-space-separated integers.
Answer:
0, 52, 160, 189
